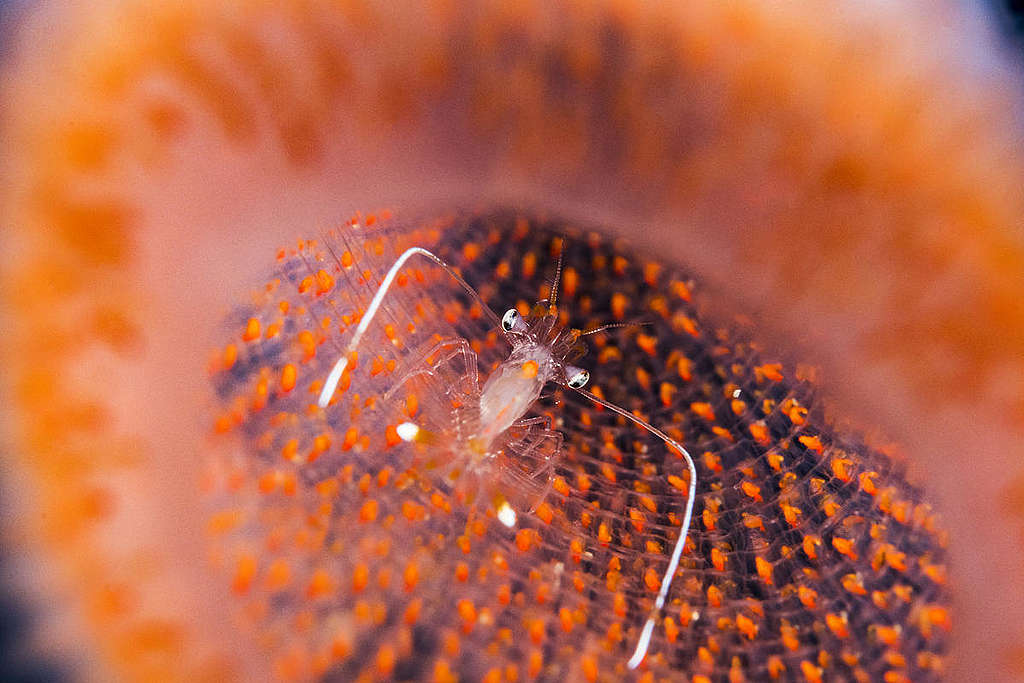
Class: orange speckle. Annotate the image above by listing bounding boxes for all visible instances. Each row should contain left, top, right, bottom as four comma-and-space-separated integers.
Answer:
701, 451, 723, 473
206, 509, 242, 535
553, 607, 573, 633
756, 363, 784, 381
799, 434, 824, 453
659, 381, 677, 407
703, 507, 718, 531
741, 481, 763, 502
781, 621, 800, 651
266, 559, 290, 591
222, 343, 238, 369
691, 402, 715, 421
925, 605, 952, 632
676, 355, 693, 381
359, 499, 379, 523
798, 585, 818, 609
306, 569, 334, 599
528, 650, 543, 678
800, 660, 823, 683
923, 563, 948, 585
232, 555, 257, 595
826, 612, 850, 638
442, 631, 461, 658
742, 514, 765, 531
342, 426, 359, 450
375, 645, 395, 676
711, 547, 727, 571
628, 507, 645, 533
311, 434, 331, 457
242, 317, 261, 341
280, 363, 297, 392
832, 536, 858, 560
670, 280, 692, 301
329, 632, 351, 661
781, 502, 802, 527
860, 471, 879, 495
457, 599, 477, 631
636, 333, 657, 356
644, 567, 659, 591
831, 457, 854, 482
280, 438, 299, 463
663, 615, 680, 643
755, 556, 774, 585
352, 563, 369, 592
803, 535, 821, 560
610, 292, 628, 320
875, 624, 901, 646
315, 269, 334, 294
385, 424, 401, 448
749, 421, 771, 445
528, 618, 545, 644
521, 252, 537, 278
668, 474, 689, 492
736, 613, 758, 640
581, 655, 598, 682
883, 672, 910, 683
841, 573, 868, 596
608, 592, 626, 619
535, 502, 553, 524
402, 562, 420, 592
521, 359, 539, 379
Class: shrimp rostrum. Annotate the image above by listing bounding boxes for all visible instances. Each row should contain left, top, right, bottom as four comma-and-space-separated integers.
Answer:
317, 239, 697, 671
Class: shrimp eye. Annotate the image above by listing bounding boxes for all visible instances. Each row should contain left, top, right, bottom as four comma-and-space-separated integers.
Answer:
566, 366, 590, 389
501, 308, 521, 332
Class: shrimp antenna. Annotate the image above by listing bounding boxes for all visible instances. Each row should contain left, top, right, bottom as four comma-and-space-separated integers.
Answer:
318, 247, 501, 408
549, 241, 565, 308
579, 321, 650, 337
570, 386, 697, 670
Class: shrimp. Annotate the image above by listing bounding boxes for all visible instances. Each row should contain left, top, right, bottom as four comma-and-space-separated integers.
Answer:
317, 243, 698, 670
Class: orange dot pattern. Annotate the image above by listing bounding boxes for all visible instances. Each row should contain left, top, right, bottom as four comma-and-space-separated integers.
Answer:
205, 211, 950, 681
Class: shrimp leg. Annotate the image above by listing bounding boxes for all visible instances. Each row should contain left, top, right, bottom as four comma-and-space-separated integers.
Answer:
382, 337, 479, 404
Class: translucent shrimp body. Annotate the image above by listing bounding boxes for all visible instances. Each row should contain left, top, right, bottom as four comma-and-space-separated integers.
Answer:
474, 342, 554, 448
318, 245, 697, 671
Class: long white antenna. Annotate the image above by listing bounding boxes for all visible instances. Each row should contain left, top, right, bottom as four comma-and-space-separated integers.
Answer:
572, 387, 697, 670
317, 247, 500, 408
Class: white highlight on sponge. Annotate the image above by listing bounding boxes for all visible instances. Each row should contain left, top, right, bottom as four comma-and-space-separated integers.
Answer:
396, 422, 420, 442
497, 501, 517, 528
